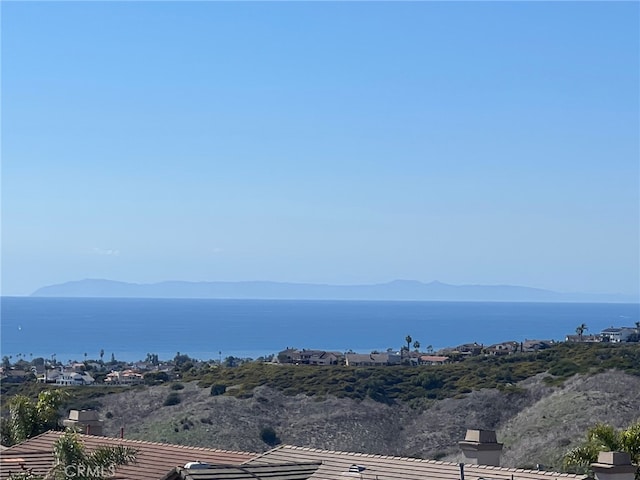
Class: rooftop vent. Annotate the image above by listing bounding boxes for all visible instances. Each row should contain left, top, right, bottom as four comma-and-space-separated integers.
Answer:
348, 465, 366, 473
184, 461, 210, 470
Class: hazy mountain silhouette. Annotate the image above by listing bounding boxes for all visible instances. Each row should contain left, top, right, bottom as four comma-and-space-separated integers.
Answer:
29, 279, 637, 303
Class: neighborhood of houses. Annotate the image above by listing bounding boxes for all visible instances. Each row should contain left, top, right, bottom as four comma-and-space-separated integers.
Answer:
1, 324, 638, 386
1, 419, 637, 480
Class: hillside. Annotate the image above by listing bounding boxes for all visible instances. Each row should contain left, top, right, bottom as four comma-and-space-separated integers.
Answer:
93, 370, 640, 470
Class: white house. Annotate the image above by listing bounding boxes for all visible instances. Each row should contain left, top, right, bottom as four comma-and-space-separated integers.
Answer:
104, 369, 144, 385
55, 371, 95, 386
600, 327, 635, 343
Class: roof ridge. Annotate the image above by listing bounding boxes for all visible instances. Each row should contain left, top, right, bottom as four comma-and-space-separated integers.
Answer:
76, 432, 257, 455
243, 444, 285, 463
272, 445, 585, 477
18, 430, 255, 457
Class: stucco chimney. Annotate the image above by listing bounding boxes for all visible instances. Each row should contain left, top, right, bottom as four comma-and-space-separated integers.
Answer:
591, 452, 636, 480
62, 409, 104, 436
459, 429, 503, 467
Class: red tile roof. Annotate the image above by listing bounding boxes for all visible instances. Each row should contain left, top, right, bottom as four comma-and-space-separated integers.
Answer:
1, 431, 256, 480
246, 445, 588, 480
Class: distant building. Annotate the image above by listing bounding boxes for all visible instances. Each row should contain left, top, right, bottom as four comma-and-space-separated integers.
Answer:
104, 369, 143, 385
55, 371, 95, 386
600, 327, 636, 343
344, 353, 401, 367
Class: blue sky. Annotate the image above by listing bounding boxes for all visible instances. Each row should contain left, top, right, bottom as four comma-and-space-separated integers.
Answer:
2, 1, 638, 296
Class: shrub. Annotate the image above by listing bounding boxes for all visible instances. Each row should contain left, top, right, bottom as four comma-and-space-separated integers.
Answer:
210, 384, 226, 396
170, 383, 185, 390
260, 426, 281, 446
163, 392, 181, 406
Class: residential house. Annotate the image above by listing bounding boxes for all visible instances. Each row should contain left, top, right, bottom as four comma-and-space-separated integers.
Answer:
600, 327, 636, 343
0, 369, 32, 383
0, 431, 256, 480
55, 371, 95, 386
104, 369, 144, 385
277, 349, 343, 365
565, 334, 601, 343
522, 339, 554, 352
419, 355, 450, 365
484, 341, 519, 356
344, 353, 401, 366
242, 430, 592, 480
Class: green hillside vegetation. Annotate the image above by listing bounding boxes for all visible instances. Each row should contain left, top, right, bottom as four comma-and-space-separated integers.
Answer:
188, 343, 640, 405
2, 343, 638, 416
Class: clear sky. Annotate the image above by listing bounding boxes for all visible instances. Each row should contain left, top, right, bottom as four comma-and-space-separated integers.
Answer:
2, 1, 638, 297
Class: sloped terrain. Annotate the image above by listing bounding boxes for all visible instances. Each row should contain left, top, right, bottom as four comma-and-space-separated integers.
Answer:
96, 370, 640, 470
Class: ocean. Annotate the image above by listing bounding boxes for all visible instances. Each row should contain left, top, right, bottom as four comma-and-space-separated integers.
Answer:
1, 297, 638, 363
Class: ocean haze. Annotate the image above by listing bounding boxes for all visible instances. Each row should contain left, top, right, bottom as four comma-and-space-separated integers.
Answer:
29, 278, 639, 303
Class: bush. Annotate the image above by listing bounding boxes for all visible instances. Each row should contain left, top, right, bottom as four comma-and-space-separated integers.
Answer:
210, 384, 226, 396
163, 392, 181, 406
260, 426, 281, 446
170, 383, 185, 390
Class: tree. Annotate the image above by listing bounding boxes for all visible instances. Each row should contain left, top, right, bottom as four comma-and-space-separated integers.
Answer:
576, 323, 588, 342
564, 422, 640, 479
405, 335, 412, 351
1, 390, 68, 446
46, 429, 137, 480
99, 349, 104, 363
413, 340, 421, 352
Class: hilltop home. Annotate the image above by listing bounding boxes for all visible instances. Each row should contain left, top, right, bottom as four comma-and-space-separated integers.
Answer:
344, 353, 401, 366
55, 371, 95, 386
419, 355, 449, 365
600, 327, 636, 343
485, 341, 519, 356
277, 349, 343, 365
565, 334, 601, 343
104, 369, 144, 385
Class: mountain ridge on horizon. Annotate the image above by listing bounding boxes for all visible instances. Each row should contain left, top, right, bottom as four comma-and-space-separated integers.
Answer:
28, 278, 638, 303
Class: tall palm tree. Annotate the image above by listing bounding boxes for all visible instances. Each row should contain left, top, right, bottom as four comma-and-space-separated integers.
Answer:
405, 335, 412, 351
576, 323, 588, 342
413, 340, 421, 352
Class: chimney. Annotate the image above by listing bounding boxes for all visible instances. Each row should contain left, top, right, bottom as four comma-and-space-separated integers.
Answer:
459, 429, 503, 467
62, 409, 104, 436
591, 452, 636, 480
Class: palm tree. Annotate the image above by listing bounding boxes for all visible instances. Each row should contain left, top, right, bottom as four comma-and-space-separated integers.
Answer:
564, 422, 640, 478
48, 429, 137, 480
405, 335, 412, 351
99, 349, 104, 363
413, 340, 421, 352
576, 323, 588, 342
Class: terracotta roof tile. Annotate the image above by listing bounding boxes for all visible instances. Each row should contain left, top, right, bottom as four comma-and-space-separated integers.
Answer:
1, 431, 257, 480
245, 445, 588, 480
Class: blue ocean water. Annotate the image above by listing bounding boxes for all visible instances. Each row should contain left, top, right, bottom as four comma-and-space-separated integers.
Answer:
1, 297, 638, 363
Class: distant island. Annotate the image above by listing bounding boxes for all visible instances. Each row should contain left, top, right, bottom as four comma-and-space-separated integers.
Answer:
29, 279, 638, 303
